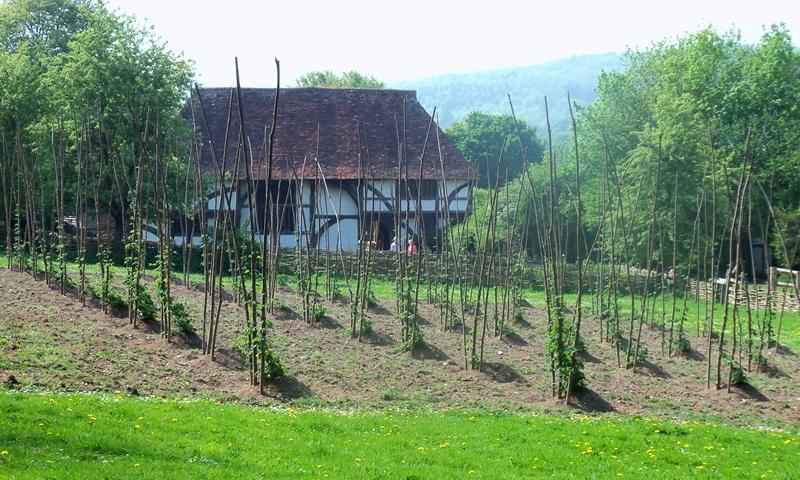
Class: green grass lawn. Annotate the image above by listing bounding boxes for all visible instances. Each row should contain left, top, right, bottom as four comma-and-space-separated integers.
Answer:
521, 289, 800, 352
0, 392, 798, 479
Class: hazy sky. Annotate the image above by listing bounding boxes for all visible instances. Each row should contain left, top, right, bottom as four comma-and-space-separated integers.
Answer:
104, 0, 799, 87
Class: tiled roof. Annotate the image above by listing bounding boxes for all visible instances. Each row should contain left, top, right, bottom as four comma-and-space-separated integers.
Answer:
187, 88, 472, 180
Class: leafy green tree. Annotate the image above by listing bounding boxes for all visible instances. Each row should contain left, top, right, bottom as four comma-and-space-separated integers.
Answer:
0, 0, 194, 239
0, 0, 91, 56
575, 25, 800, 268
295, 70, 384, 88
446, 111, 544, 188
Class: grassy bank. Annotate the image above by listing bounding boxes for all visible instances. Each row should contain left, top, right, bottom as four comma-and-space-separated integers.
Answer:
1, 392, 798, 479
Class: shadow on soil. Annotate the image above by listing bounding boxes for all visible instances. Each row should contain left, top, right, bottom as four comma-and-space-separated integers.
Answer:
368, 303, 392, 316
758, 362, 789, 379
362, 330, 396, 347
481, 362, 527, 384
318, 316, 342, 330
174, 331, 203, 350
732, 383, 769, 401
502, 332, 529, 346
776, 345, 796, 356
636, 360, 671, 378
513, 317, 533, 329
682, 348, 706, 361
139, 318, 162, 334
571, 387, 615, 412
213, 347, 247, 371
412, 342, 449, 361
580, 350, 603, 364
271, 376, 313, 400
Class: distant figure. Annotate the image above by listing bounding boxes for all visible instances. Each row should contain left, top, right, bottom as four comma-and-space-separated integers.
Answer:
389, 236, 399, 252
667, 266, 676, 286
407, 238, 418, 256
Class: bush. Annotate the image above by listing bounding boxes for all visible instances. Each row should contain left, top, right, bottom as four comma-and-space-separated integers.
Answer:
730, 362, 747, 385
137, 286, 157, 321
627, 344, 648, 367
171, 302, 194, 333
313, 304, 327, 322
575, 335, 588, 355
273, 298, 292, 312
87, 283, 128, 309
502, 323, 519, 337
262, 349, 285, 381
359, 317, 373, 335
676, 334, 691, 354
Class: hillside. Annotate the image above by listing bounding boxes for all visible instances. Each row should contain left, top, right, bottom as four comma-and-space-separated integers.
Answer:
2, 263, 799, 427
390, 53, 624, 139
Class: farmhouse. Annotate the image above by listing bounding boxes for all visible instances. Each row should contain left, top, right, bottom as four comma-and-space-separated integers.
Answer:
182, 88, 472, 251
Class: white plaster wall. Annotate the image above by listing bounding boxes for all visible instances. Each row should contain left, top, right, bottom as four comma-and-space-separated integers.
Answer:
317, 218, 359, 251
253, 233, 302, 249
207, 191, 237, 211
316, 184, 358, 216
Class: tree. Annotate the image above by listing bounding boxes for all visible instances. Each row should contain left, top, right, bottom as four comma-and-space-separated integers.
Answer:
576, 25, 800, 268
446, 111, 544, 188
295, 70, 384, 88
0, 0, 194, 240
0, 0, 91, 56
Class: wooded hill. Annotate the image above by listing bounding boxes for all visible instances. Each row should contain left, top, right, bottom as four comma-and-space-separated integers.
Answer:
390, 53, 623, 139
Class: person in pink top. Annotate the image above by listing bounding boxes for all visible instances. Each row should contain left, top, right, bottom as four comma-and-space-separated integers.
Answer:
407, 239, 418, 256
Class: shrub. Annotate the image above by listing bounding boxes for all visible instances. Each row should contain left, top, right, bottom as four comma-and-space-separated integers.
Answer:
88, 283, 128, 309
273, 298, 292, 312
575, 335, 588, 354
359, 317, 373, 336
676, 334, 691, 354
313, 305, 327, 322
502, 323, 519, 337
137, 286, 157, 321
730, 362, 747, 385
171, 301, 194, 333
262, 349, 285, 380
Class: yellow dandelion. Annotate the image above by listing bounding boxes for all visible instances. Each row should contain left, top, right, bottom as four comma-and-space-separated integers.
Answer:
1, 450, 8, 456
468, 470, 476, 475
134, 424, 141, 429
440, 442, 450, 448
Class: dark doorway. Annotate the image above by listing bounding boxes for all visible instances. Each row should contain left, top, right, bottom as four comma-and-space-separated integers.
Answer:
377, 220, 391, 250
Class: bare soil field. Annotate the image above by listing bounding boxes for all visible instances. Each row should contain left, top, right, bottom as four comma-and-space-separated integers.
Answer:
1, 268, 798, 427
